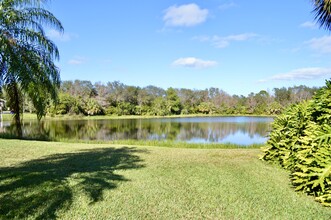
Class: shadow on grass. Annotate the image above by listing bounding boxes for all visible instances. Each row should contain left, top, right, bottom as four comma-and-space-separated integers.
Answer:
0, 147, 147, 219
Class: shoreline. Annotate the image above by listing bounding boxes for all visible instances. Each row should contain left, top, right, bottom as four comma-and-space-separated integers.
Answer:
1, 112, 276, 122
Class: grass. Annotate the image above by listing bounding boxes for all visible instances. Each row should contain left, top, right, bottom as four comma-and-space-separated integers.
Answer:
55, 139, 264, 149
1, 113, 38, 121
0, 139, 330, 219
1, 112, 275, 122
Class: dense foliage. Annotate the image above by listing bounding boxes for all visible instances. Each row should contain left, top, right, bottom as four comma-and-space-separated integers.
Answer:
262, 80, 331, 206
1, 79, 317, 117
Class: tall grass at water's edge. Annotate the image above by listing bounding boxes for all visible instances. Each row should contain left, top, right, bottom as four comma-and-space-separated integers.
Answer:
60, 139, 264, 149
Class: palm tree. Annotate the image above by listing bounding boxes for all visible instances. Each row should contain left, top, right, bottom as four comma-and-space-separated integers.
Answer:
313, 0, 331, 30
0, 0, 63, 137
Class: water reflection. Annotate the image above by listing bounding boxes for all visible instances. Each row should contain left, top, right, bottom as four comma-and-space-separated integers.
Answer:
2, 117, 273, 145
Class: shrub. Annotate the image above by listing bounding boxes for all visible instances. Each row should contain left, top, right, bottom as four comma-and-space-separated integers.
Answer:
262, 80, 331, 206
81, 98, 104, 116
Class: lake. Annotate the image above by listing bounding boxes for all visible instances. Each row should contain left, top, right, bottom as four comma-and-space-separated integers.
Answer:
1, 116, 273, 145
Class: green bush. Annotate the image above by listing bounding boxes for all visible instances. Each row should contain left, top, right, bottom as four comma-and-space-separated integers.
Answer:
81, 98, 104, 116
262, 80, 331, 206
55, 93, 81, 115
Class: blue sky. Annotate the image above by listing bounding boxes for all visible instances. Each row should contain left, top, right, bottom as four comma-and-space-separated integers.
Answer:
45, 0, 331, 95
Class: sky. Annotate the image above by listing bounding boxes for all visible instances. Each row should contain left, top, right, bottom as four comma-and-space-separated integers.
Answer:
44, 0, 331, 96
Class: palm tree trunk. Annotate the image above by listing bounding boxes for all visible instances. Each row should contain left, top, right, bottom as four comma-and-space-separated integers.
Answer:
12, 82, 22, 137
6, 79, 23, 138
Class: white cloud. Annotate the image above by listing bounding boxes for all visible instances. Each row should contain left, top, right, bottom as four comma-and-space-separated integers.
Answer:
305, 36, 331, 53
300, 21, 317, 29
68, 57, 87, 65
219, 2, 238, 10
163, 3, 209, 27
172, 57, 217, 68
194, 33, 258, 48
47, 29, 77, 42
259, 67, 331, 82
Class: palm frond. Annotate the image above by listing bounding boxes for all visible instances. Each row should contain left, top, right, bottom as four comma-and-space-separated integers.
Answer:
313, 0, 331, 30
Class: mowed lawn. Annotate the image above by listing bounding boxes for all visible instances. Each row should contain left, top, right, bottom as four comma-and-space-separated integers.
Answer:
0, 140, 330, 219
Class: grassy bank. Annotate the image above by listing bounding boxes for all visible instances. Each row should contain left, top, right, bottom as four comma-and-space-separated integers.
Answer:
55, 139, 264, 149
0, 139, 330, 219
1, 112, 275, 122
1, 112, 38, 121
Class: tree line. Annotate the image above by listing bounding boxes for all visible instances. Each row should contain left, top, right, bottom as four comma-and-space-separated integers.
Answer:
1, 79, 319, 117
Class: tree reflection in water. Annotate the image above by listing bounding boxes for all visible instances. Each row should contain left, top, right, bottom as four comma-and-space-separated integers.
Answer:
2, 117, 273, 145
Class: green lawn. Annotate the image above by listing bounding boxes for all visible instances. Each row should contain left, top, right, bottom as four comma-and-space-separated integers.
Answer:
0, 139, 330, 219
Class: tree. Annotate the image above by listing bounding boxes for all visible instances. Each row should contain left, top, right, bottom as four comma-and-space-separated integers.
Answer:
197, 101, 215, 114
0, 0, 63, 137
253, 90, 271, 114
177, 88, 197, 114
166, 87, 182, 115
313, 0, 331, 30
54, 93, 80, 115
61, 80, 97, 98
151, 97, 168, 116
81, 98, 104, 116
274, 87, 291, 107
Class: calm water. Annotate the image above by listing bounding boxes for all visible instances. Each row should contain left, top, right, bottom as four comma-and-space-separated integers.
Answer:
1, 116, 273, 145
